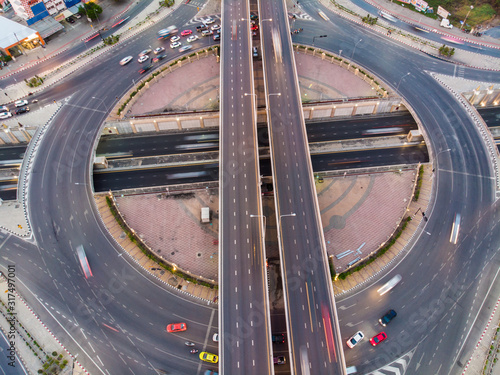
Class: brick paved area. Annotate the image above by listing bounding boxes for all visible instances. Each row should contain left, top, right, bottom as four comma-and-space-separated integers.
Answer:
319, 169, 416, 272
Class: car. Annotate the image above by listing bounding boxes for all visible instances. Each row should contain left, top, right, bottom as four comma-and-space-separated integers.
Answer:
138, 49, 152, 57
273, 356, 286, 365
252, 46, 259, 58
170, 41, 181, 49
166, 323, 187, 332
370, 332, 387, 346
170, 35, 180, 42
203, 371, 218, 375
250, 14, 258, 20
76, 245, 93, 279
196, 25, 208, 32
212, 333, 219, 342
119, 56, 133, 65
187, 35, 199, 43
379, 309, 397, 326
202, 30, 213, 37
213, 34, 220, 41
199, 352, 218, 363
0, 112, 12, 119
153, 47, 165, 54
152, 54, 166, 63
15, 107, 29, 114
65, 16, 75, 23
179, 45, 192, 52
346, 331, 364, 348
204, 18, 215, 24
271, 333, 285, 344
138, 64, 153, 74
14, 100, 28, 108
181, 29, 193, 36
74, 13, 82, 19
137, 55, 149, 63
211, 24, 220, 31
251, 24, 259, 31
0, 106, 8, 112
377, 274, 402, 295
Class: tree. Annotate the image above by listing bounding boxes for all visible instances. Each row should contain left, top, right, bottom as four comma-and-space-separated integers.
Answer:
78, 2, 103, 21
438, 44, 455, 57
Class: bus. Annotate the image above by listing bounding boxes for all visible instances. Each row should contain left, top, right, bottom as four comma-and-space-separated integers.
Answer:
318, 11, 330, 21
449, 213, 461, 244
377, 274, 402, 295
158, 25, 178, 40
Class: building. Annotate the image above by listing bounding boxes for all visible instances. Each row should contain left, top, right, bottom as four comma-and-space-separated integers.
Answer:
7, 0, 81, 25
0, 16, 45, 57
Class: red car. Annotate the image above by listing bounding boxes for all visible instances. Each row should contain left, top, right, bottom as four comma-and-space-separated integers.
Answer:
181, 29, 193, 36
166, 323, 187, 332
369, 332, 387, 346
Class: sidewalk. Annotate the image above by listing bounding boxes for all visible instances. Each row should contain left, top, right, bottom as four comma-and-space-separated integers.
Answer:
0, 274, 86, 375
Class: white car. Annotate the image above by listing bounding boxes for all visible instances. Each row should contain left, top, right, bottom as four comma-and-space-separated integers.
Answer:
0, 106, 8, 112
204, 18, 215, 24
346, 331, 364, 348
212, 333, 219, 342
179, 45, 192, 52
154, 47, 165, 54
138, 49, 152, 56
0, 112, 12, 119
187, 35, 199, 43
170, 35, 180, 42
137, 55, 149, 63
211, 24, 220, 31
119, 56, 133, 65
170, 41, 181, 49
14, 100, 28, 108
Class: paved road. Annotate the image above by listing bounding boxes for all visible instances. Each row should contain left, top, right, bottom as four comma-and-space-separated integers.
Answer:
91, 145, 428, 192
294, 3, 500, 374
218, 0, 274, 373
1, 2, 226, 374
260, 0, 346, 373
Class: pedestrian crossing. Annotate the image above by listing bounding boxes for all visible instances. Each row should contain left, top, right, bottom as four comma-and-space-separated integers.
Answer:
290, 12, 314, 21
366, 348, 415, 375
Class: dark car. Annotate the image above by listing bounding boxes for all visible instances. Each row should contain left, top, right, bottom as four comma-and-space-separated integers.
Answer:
152, 54, 166, 63
250, 14, 258, 20
272, 333, 285, 344
197, 25, 208, 32
65, 16, 75, 23
379, 309, 397, 327
213, 34, 220, 41
15, 107, 29, 115
252, 46, 259, 58
138, 64, 153, 74
273, 356, 286, 365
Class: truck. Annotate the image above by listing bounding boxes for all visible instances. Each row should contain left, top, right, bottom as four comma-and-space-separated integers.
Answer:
201, 207, 210, 223
440, 18, 453, 29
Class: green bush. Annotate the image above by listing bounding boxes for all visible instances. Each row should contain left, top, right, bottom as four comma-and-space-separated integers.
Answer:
413, 165, 424, 201
105, 196, 216, 288
337, 217, 412, 280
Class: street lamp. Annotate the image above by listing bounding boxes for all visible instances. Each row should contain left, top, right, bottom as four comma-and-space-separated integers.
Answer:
351, 38, 362, 58
91, 96, 109, 112
279, 213, 296, 222
268, 93, 281, 97
396, 72, 411, 91
312, 35, 327, 47
461, 6, 473, 31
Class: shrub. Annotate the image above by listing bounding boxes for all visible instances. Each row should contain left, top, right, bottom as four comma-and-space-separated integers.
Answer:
413, 165, 424, 201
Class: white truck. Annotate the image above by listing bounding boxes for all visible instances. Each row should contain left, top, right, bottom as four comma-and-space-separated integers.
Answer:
201, 207, 210, 223
440, 18, 453, 29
